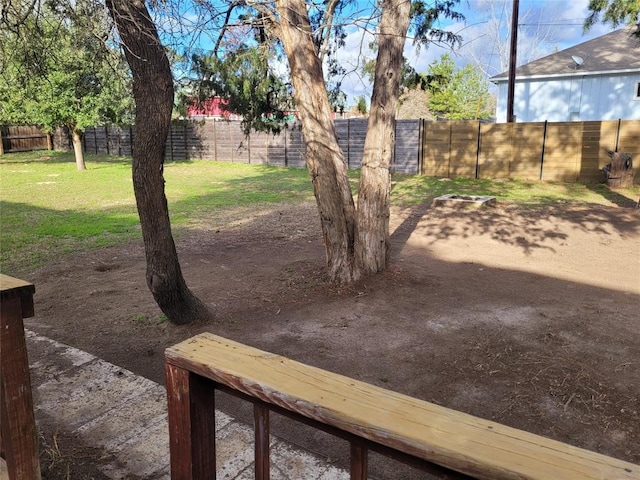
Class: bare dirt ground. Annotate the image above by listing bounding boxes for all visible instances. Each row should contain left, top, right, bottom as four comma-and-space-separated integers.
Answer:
23, 197, 640, 478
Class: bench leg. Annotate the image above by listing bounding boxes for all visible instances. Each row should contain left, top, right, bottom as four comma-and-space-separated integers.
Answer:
350, 442, 368, 480
165, 363, 216, 479
254, 403, 270, 480
1, 296, 41, 480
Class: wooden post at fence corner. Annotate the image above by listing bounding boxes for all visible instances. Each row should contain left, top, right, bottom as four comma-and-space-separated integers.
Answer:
0, 274, 41, 480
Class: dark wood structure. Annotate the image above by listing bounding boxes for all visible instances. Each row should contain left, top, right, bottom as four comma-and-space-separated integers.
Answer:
603, 151, 635, 188
165, 333, 639, 479
0, 126, 50, 154
0, 275, 41, 479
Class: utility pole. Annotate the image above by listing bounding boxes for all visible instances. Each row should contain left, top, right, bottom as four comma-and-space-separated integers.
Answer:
507, 0, 519, 123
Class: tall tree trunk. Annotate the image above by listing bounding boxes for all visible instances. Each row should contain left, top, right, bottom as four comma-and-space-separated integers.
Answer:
72, 128, 86, 170
355, 0, 411, 275
106, 0, 209, 325
277, 0, 359, 283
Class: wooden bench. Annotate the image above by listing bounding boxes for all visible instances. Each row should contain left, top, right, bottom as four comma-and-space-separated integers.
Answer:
0, 275, 41, 480
165, 333, 639, 479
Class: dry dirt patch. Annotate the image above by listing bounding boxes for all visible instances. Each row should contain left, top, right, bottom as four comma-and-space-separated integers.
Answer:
25, 200, 640, 478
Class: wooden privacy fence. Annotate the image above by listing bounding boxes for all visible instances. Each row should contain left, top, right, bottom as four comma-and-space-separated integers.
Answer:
83, 119, 385, 171
421, 119, 640, 182
0, 125, 50, 154
165, 333, 640, 479
83, 119, 640, 183
84, 119, 418, 174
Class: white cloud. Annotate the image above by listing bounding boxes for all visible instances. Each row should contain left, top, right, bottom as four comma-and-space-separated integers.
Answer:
333, 0, 618, 104
331, 26, 376, 103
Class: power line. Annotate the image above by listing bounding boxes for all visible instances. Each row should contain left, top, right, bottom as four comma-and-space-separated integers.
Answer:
519, 22, 586, 26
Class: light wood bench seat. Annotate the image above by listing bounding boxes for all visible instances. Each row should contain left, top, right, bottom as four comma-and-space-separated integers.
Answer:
165, 332, 639, 479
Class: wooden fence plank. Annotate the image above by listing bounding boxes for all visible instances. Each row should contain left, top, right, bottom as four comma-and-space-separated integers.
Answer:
267, 131, 287, 167
249, 130, 270, 165
479, 122, 512, 179
1, 125, 48, 153
618, 120, 640, 158
335, 120, 351, 168
578, 121, 619, 182
286, 126, 306, 168
422, 121, 451, 177
450, 121, 479, 178
542, 122, 582, 181
393, 120, 420, 174
510, 122, 546, 180
340, 118, 368, 169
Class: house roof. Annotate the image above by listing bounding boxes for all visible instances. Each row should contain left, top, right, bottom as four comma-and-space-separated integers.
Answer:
491, 26, 640, 82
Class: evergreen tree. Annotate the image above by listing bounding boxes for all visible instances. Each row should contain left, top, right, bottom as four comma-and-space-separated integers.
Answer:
0, 0, 132, 169
426, 53, 493, 120
585, 0, 640, 34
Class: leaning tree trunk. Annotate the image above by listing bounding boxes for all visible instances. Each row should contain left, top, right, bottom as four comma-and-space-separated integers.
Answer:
71, 128, 86, 171
277, 0, 359, 283
106, 0, 209, 324
355, 0, 411, 275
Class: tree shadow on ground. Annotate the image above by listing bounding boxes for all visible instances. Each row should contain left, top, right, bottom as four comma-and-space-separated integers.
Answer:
586, 182, 640, 208
0, 151, 133, 166
19, 188, 640, 479
389, 198, 639, 258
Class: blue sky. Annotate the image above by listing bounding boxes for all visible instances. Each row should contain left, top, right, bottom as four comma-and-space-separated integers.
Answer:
335, 0, 618, 104
157, 0, 620, 106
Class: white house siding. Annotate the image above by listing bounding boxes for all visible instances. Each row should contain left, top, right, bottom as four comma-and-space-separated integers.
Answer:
494, 73, 640, 122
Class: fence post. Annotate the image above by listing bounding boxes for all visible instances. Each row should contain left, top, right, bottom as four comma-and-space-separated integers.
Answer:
129, 126, 134, 156
347, 118, 351, 169
105, 126, 110, 155
392, 119, 398, 174
417, 119, 423, 175
447, 122, 452, 179
615, 118, 621, 152
94, 127, 98, 154
284, 127, 289, 167
475, 121, 481, 179
539, 120, 548, 180
184, 122, 188, 161
213, 120, 218, 162
0, 127, 4, 156
169, 123, 174, 162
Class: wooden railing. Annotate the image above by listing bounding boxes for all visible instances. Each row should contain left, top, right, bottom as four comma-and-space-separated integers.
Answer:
0, 275, 41, 479
165, 333, 639, 480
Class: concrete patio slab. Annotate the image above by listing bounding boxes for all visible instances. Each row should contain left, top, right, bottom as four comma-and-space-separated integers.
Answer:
25, 331, 348, 479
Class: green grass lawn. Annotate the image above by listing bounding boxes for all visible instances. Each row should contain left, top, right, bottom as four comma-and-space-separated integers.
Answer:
1, 150, 638, 275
